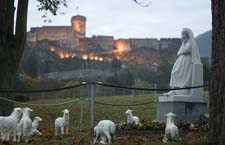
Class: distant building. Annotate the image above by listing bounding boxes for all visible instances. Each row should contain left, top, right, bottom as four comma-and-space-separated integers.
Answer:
27, 14, 181, 54
27, 15, 86, 42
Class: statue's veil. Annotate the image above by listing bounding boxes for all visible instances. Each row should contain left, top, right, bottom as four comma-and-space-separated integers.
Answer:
183, 28, 202, 64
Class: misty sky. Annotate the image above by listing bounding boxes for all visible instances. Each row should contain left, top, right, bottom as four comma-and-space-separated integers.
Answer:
25, 0, 211, 39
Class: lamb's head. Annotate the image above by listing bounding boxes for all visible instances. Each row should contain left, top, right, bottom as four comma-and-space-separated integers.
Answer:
125, 109, 133, 116
22, 107, 33, 116
164, 112, 176, 123
13, 107, 22, 113
62, 109, 69, 117
93, 126, 99, 144
34, 116, 42, 122
12, 107, 23, 117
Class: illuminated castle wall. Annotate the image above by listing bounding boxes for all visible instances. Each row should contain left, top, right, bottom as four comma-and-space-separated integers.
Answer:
27, 15, 86, 42
27, 14, 181, 56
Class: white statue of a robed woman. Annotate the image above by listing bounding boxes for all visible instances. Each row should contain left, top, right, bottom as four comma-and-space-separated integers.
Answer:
157, 28, 206, 124
164, 28, 202, 97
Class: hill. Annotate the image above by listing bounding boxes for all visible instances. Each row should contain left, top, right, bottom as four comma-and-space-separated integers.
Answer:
196, 30, 212, 60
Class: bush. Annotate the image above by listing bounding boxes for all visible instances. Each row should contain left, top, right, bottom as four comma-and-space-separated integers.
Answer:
14, 94, 30, 102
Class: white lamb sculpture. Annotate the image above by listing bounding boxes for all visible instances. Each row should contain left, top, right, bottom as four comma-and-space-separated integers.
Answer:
17, 107, 33, 143
0, 107, 22, 142
30, 116, 42, 135
125, 109, 139, 125
55, 109, 69, 136
94, 120, 116, 144
162, 112, 179, 143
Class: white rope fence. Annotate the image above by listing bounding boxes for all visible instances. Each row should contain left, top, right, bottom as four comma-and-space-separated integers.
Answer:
0, 96, 81, 107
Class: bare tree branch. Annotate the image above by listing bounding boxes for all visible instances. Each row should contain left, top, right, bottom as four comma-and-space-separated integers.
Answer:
133, 0, 151, 7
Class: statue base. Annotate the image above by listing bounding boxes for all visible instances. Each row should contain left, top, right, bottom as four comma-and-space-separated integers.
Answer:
156, 101, 207, 124
158, 94, 204, 102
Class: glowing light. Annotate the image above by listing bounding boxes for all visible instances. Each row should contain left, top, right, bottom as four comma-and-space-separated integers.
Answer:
71, 53, 76, 58
115, 40, 130, 53
58, 52, 65, 59
153, 62, 160, 67
65, 53, 70, 58
117, 45, 126, 52
74, 21, 83, 34
49, 46, 55, 52
94, 56, 98, 61
82, 54, 88, 60
89, 56, 94, 60
89, 54, 95, 60
99, 57, 103, 61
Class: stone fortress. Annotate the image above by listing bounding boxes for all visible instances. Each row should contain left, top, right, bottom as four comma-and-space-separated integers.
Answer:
27, 15, 86, 41
27, 14, 181, 54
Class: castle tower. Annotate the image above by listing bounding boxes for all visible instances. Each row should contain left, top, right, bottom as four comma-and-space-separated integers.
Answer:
71, 15, 86, 38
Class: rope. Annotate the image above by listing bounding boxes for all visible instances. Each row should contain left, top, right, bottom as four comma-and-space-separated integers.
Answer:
0, 82, 207, 94
85, 99, 155, 106
0, 82, 208, 107
96, 82, 206, 91
0, 83, 87, 93
0, 96, 80, 107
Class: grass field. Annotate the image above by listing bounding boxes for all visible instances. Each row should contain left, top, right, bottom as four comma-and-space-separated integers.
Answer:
12, 95, 209, 145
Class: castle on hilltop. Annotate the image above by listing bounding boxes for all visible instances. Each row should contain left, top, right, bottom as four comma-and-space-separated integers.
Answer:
27, 15, 181, 53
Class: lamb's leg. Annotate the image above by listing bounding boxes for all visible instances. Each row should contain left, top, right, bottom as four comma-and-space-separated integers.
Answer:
13, 130, 17, 142
17, 130, 22, 142
65, 126, 69, 135
105, 132, 111, 144
0, 131, 2, 141
162, 135, 168, 143
6, 131, 10, 141
61, 127, 64, 136
25, 137, 29, 143
17, 135, 21, 142
110, 133, 116, 143
174, 130, 180, 141
0, 131, 4, 142
55, 127, 58, 136
94, 134, 100, 144
100, 136, 107, 144
1, 130, 5, 142
23, 130, 29, 143
170, 130, 177, 141
34, 129, 42, 135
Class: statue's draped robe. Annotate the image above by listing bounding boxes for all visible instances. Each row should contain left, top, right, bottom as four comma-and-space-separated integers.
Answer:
169, 28, 201, 91
170, 41, 192, 87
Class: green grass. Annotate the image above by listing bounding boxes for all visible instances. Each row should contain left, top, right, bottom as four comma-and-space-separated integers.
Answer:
14, 95, 209, 145
17, 95, 158, 131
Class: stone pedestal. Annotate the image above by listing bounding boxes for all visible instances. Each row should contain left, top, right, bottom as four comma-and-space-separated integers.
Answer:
157, 64, 207, 124
157, 101, 207, 124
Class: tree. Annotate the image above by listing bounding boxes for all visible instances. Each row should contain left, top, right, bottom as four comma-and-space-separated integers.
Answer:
23, 55, 39, 78
0, 0, 67, 115
209, 0, 225, 145
0, 0, 29, 115
111, 59, 122, 73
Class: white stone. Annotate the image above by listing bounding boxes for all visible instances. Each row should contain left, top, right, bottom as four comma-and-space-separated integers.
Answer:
0, 108, 22, 142
55, 109, 70, 136
17, 107, 33, 143
162, 112, 179, 143
94, 120, 116, 144
159, 64, 204, 102
159, 28, 204, 103
125, 109, 139, 125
